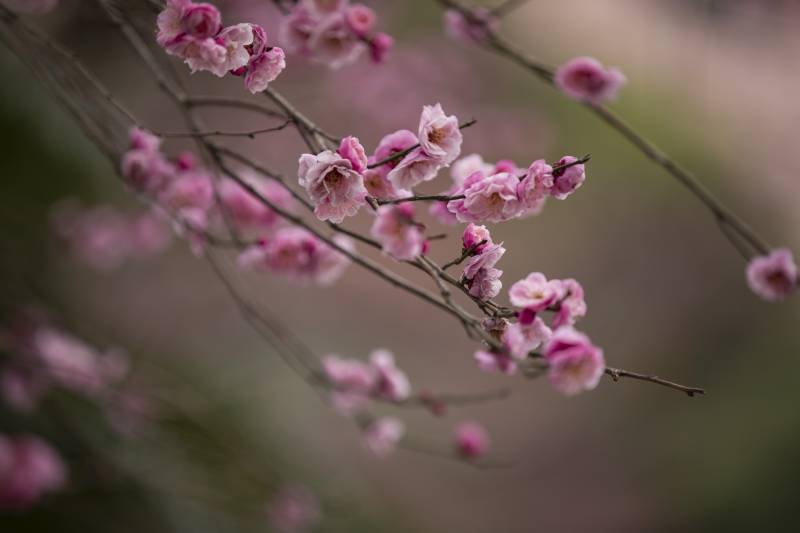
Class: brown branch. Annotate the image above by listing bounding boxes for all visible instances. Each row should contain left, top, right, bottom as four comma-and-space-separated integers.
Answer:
442, 240, 486, 270
156, 119, 293, 138
376, 193, 465, 206
604, 367, 705, 397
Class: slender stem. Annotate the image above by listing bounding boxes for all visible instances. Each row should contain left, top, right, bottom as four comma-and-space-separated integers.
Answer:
367, 119, 478, 169
156, 119, 293, 138
552, 154, 590, 174
605, 367, 706, 397
442, 240, 486, 270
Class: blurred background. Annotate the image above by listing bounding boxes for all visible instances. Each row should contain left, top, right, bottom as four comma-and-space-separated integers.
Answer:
1, 0, 800, 531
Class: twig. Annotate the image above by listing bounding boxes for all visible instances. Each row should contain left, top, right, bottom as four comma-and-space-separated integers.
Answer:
156, 119, 293, 138
442, 240, 486, 270
604, 367, 706, 397
376, 193, 465, 206
367, 119, 478, 169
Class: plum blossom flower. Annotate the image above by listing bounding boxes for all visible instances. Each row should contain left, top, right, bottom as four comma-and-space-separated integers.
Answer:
429, 196, 460, 226
373, 129, 418, 175
345, 4, 376, 37
337, 136, 368, 173
363, 164, 411, 201
550, 156, 585, 200
0, 434, 67, 510
159, 169, 215, 213
503, 316, 552, 359
447, 171, 522, 223
218, 172, 296, 235
450, 154, 494, 188
418, 104, 462, 165
462, 223, 492, 254
314, 234, 354, 286
543, 327, 605, 397
128, 211, 173, 259
307, 12, 367, 69
363, 417, 405, 457
244, 47, 286, 93
369, 32, 393, 64
443, 8, 498, 46
180, 2, 222, 39
474, 349, 516, 375
517, 159, 553, 210
321, 355, 374, 414
156, 0, 189, 47
51, 202, 130, 271
746, 248, 799, 302
298, 150, 366, 223
386, 148, 441, 191
266, 484, 322, 533
302, 0, 348, 18
454, 422, 490, 459
462, 242, 505, 280
128, 126, 162, 153
370, 203, 424, 261
174, 206, 208, 256
168, 35, 227, 74
467, 268, 503, 301
369, 349, 410, 401
508, 272, 563, 312
554, 56, 627, 106
277, 7, 317, 57
121, 147, 175, 194
212, 23, 255, 76
551, 279, 587, 329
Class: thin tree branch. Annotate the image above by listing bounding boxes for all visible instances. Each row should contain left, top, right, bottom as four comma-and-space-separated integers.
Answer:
604, 366, 706, 397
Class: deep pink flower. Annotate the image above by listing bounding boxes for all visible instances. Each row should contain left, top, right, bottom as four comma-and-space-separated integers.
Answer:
337, 136, 368, 173
517, 159, 553, 209
386, 148, 441, 191
370, 203, 424, 261
298, 150, 366, 223
454, 422, 490, 459
321, 354, 375, 415
369, 32, 393, 64
369, 349, 410, 401
156, 0, 189, 48
180, 3, 222, 39
551, 278, 587, 329
213, 23, 255, 76
175, 151, 196, 170
448, 171, 522, 223
307, 12, 366, 69
244, 47, 286, 93
345, 4, 375, 37
474, 349, 516, 375
443, 8, 498, 46
503, 316, 552, 360
467, 268, 502, 301
0, 434, 67, 510
550, 156, 585, 200
363, 417, 405, 457
462, 242, 505, 280
248, 23, 269, 58
266, 484, 322, 533
508, 272, 562, 312
462, 223, 492, 254
746, 248, 799, 302
418, 103, 462, 165
554, 56, 627, 106
543, 327, 605, 397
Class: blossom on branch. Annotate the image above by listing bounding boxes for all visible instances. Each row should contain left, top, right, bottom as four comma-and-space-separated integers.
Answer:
298, 150, 366, 223
474, 349, 516, 375
363, 417, 405, 457
550, 156, 586, 200
454, 422, 490, 459
746, 248, 799, 302
554, 56, 627, 106
448, 171, 522, 223
467, 267, 503, 301
370, 203, 425, 261
551, 278, 587, 329
508, 272, 562, 313
462, 242, 505, 281
542, 327, 605, 397
266, 484, 322, 533
503, 316, 552, 360
418, 103, 462, 165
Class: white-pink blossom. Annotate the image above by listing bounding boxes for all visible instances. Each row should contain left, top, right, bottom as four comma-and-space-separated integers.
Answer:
517, 159, 553, 210
321, 354, 374, 415
386, 148, 442, 191
467, 268, 503, 301
474, 349, 516, 375
363, 164, 411, 201
298, 150, 366, 223
462, 242, 505, 280
508, 272, 562, 312
369, 349, 410, 401
550, 156, 586, 200
503, 316, 552, 360
552, 278, 587, 329
370, 203, 424, 261
450, 154, 494, 188
307, 12, 366, 69
363, 417, 405, 457
746, 248, 799, 302
213, 23, 255, 76
244, 47, 286, 93
447, 171, 522, 223
418, 103, 462, 165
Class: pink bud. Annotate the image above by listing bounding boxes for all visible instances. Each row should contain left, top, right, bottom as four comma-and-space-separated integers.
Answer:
454, 422, 490, 459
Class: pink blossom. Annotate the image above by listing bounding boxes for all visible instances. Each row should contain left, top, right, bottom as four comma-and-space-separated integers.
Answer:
454, 422, 490, 459
363, 164, 411, 201
462, 242, 505, 280
128, 211, 173, 259
370, 203, 424, 261
518, 159, 553, 207
174, 206, 208, 256
213, 24, 255, 76
159, 169, 215, 212
552, 278, 587, 329
121, 149, 175, 194
52, 202, 130, 270
244, 47, 286, 93
363, 417, 405, 457
4, 0, 59, 14
321, 355, 374, 414
266, 484, 322, 533
369, 349, 410, 401
167, 34, 227, 74
337, 136, 368, 173
373, 129, 418, 174
369, 32, 393, 64
298, 150, 366, 223
550, 156, 585, 200
156, 0, 189, 47
277, 7, 316, 57
443, 8, 498, 46
504, 316, 552, 360
345, 4, 375, 37
248, 23, 269, 58
301, 0, 348, 17
1, 366, 49, 413
554, 56, 627, 106
746, 248, 799, 302
429, 194, 460, 226
128, 126, 162, 153
492, 159, 522, 175
448, 171, 522, 223
474, 349, 516, 375
450, 154, 494, 188
462, 223, 492, 254
386, 148, 442, 190
0, 434, 67, 510
508, 272, 562, 312
418, 103, 462, 165
175, 151, 196, 170
307, 12, 366, 69
218, 172, 296, 235
180, 3, 222, 39
313, 234, 354, 286
543, 327, 605, 397
467, 268, 503, 301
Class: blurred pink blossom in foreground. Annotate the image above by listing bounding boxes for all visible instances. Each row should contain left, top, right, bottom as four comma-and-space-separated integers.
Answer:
266, 483, 322, 533
0, 434, 67, 510
746, 247, 799, 302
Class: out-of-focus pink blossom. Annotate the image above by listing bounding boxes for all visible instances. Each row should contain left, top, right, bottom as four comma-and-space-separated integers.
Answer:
159, 169, 215, 213
121, 148, 175, 194
321, 354, 374, 414
363, 417, 405, 457
128, 126, 162, 153
554, 56, 627, 106
467, 268, 503, 301
418, 103, 462, 165
277, 7, 316, 57
345, 4, 375, 37
518, 159, 553, 208
4, 0, 59, 14
462, 242, 505, 280
128, 211, 173, 259
746, 248, 799, 302
443, 8, 498, 46
508, 272, 562, 312
462, 223, 492, 254
550, 156, 585, 200
448, 171, 522, 223
542, 327, 605, 397
298, 150, 366, 223
266, 484, 322, 533
307, 12, 366, 69
313, 234, 354, 286
386, 148, 441, 191
0, 434, 67, 510
369, 349, 410, 401
218, 172, 296, 236
552, 278, 587, 329
175, 151, 196, 170
1, 366, 49, 413
213, 23, 255, 76
167, 34, 227, 74
51, 202, 130, 271
302, 0, 348, 17
244, 47, 286, 93
504, 316, 552, 359
369, 32, 393, 64
180, 2, 222, 39
429, 194, 460, 226
174, 206, 208, 256
337, 136, 367, 173
374, 129, 417, 171
474, 349, 516, 375
454, 421, 490, 459
370, 203, 424, 261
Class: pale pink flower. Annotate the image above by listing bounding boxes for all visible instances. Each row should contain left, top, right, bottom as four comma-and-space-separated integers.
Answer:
156, 0, 189, 47
307, 12, 366, 69
443, 8, 498, 46
363, 165, 411, 201
167, 34, 227, 74
370, 203, 424, 261
298, 150, 366, 223
373, 129, 418, 175
429, 193, 460, 226
504, 316, 552, 360
180, 3, 222, 39
418, 103, 462, 165
462, 242, 505, 280
369, 349, 410, 401
508, 272, 562, 312
454, 422, 490, 459
462, 223, 492, 254
550, 156, 585, 200
369, 32, 393, 64
277, 7, 316, 57
321, 355, 374, 414
450, 154, 494, 188
543, 327, 605, 397
128, 126, 162, 153
337, 136, 368, 173
128, 211, 173, 259
266, 484, 322, 533
4, 0, 59, 14
244, 47, 286, 93
218, 172, 296, 235
248, 23, 269, 58
363, 417, 405, 457
345, 4, 375, 37
517, 159, 553, 209
448, 171, 522, 223
159, 169, 215, 212
53, 203, 130, 271
746, 248, 799, 302
554, 56, 627, 106
467, 268, 502, 301
213, 24, 255, 76
1, 366, 49, 413
386, 148, 441, 190
313, 234, 353, 286
0, 434, 67, 510
492, 159, 523, 175
474, 349, 516, 374
551, 278, 587, 329
174, 206, 208, 256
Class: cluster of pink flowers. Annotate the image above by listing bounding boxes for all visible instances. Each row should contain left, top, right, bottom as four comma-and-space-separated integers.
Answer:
265, 483, 322, 533
554, 56, 627, 107
237, 226, 353, 285
460, 223, 504, 301
321, 349, 410, 415
746, 248, 799, 302
50, 199, 172, 271
157, 0, 285, 92
0, 434, 67, 510
278, 0, 393, 68
445, 154, 585, 223
442, 7, 498, 46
